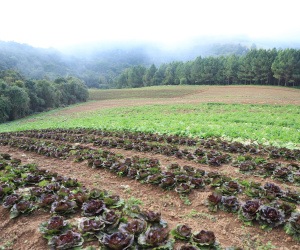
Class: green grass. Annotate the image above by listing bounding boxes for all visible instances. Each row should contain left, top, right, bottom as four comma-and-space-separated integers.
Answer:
1, 103, 299, 148
88, 85, 208, 100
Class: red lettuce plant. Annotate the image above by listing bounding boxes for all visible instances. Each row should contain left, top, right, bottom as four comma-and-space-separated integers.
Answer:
102, 232, 134, 250
170, 224, 192, 241
257, 205, 285, 231
79, 217, 105, 240
204, 193, 222, 212
175, 183, 192, 194
10, 200, 36, 219
192, 230, 219, 249
3, 193, 22, 209
48, 230, 84, 249
138, 227, 174, 249
39, 194, 59, 208
82, 199, 106, 217
39, 216, 71, 239
119, 219, 147, 236
220, 196, 240, 213
238, 199, 260, 226
284, 212, 300, 242
216, 181, 242, 195
263, 183, 282, 200
50, 200, 77, 216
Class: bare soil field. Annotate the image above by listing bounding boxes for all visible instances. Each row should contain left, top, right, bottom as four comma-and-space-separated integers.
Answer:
59, 86, 300, 115
1, 129, 300, 249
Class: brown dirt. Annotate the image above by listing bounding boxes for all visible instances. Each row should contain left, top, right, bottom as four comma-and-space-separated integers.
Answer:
58, 86, 300, 115
1, 134, 300, 250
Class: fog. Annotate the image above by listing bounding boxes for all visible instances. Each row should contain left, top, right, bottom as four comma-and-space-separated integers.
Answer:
1, 0, 300, 49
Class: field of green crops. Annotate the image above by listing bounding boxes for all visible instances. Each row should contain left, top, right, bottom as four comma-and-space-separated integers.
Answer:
1, 102, 299, 148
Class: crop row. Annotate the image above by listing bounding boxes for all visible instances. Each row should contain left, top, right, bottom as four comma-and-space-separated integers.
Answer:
1, 134, 300, 244
0, 153, 232, 250
3, 130, 300, 186
1, 135, 300, 243
1, 136, 299, 204
4, 129, 300, 161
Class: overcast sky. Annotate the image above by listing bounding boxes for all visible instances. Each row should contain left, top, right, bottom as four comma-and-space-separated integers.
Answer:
1, 0, 300, 48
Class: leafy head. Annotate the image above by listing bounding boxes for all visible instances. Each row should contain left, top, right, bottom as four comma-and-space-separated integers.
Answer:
47, 216, 66, 230
221, 196, 240, 213
79, 218, 105, 233
119, 219, 147, 235
207, 192, 222, 205
48, 230, 83, 249
82, 199, 106, 217
102, 232, 134, 250
144, 227, 169, 247
142, 210, 161, 223
258, 206, 285, 229
192, 230, 216, 246
241, 199, 260, 220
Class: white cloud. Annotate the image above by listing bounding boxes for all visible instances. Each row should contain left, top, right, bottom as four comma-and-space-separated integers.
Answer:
1, 0, 299, 48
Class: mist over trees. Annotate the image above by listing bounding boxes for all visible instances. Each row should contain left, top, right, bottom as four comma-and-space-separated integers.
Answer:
0, 39, 299, 89
0, 40, 251, 89
0, 70, 88, 123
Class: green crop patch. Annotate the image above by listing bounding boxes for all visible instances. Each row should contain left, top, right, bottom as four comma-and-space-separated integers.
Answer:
0, 103, 299, 148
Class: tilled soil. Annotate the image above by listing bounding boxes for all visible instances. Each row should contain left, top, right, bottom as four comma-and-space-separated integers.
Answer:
59, 86, 300, 115
1, 132, 300, 250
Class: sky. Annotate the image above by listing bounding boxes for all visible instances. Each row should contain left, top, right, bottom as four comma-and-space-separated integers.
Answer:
1, 0, 300, 48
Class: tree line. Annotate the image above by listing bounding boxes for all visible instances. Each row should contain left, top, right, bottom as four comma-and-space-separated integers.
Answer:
116, 48, 300, 88
0, 70, 89, 123
0, 40, 252, 89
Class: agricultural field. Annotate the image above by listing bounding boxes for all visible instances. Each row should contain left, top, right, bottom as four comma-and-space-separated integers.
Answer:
0, 86, 300, 250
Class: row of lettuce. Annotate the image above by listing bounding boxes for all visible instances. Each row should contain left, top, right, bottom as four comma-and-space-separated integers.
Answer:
6, 129, 300, 187
15, 129, 299, 161
0, 153, 233, 250
0, 70, 89, 123
1, 131, 300, 245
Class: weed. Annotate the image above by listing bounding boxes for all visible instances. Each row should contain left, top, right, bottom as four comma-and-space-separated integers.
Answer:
160, 194, 170, 201
126, 197, 143, 206
123, 187, 132, 194
0, 240, 14, 249
256, 241, 276, 250
188, 209, 198, 218
180, 195, 191, 205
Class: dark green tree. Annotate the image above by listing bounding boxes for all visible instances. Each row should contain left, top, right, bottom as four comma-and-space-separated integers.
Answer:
143, 64, 157, 86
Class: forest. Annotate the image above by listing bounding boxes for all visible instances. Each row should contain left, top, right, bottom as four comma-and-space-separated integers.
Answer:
1, 40, 299, 89
0, 69, 89, 123
116, 48, 300, 88
0, 40, 250, 89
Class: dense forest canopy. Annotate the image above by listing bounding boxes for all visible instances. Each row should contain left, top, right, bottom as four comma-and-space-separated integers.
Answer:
116, 48, 300, 88
0, 69, 88, 123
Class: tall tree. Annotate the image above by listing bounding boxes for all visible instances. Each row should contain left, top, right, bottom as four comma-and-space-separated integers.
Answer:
272, 49, 297, 86
6, 85, 29, 120
224, 55, 239, 85
143, 64, 157, 86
